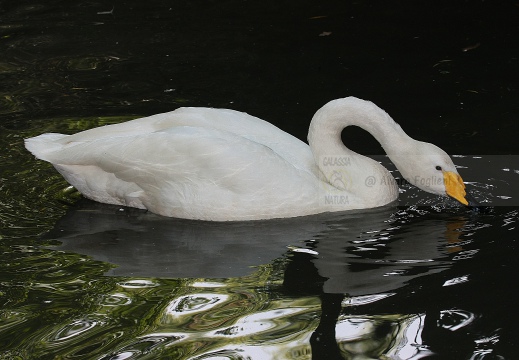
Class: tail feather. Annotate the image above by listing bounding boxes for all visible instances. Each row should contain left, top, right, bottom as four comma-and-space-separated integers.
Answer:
24, 133, 68, 162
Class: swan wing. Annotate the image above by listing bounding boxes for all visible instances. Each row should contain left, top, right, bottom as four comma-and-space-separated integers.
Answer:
56, 107, 314, 173
31, 126, 320, 220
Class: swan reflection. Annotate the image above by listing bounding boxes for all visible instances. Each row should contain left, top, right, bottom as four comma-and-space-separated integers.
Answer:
43, 196, 487, 359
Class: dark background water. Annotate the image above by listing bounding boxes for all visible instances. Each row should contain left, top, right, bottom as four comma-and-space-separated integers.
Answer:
1, 1, 519, 359
2, 0, 518, 154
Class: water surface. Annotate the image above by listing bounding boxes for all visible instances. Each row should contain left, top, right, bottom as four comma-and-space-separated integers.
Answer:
1, 1, 518, 359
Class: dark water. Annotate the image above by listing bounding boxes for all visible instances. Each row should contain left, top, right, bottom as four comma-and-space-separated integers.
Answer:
1, 1, 518, 359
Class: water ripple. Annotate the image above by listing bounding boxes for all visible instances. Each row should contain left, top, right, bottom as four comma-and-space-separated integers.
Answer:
100, 293, 133, 307
212, 307, 309, 338
342, 293, 395, 306
48, 318, 105, 343
166, 293, 230, 318
101, 333, 185, 360
118, 279, 158, 289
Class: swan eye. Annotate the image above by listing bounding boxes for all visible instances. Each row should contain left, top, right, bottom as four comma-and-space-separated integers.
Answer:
435, 166, 442, 171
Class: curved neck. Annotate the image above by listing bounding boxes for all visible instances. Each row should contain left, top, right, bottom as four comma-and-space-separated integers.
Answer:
308, 98, 408, 156
308, 97, 409, 206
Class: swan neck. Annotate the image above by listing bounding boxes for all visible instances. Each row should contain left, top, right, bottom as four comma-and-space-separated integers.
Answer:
307, 97, 406, 206
308, 98, 407, 155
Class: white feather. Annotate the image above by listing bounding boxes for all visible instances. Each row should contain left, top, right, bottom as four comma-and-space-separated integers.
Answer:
25, 97, 464, 220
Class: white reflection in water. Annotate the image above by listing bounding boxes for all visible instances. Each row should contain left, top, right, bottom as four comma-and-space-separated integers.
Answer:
118, 279, 158, 288
109, 350, 138, 360
101, 292, 132, 306
439, 309, 475, 331
138, 332, 185, 343
474, 334, 500, 347
212, 307, 307, 338
187, 341, 311, 360
50, 318, 102, 342
289, 247, 319, 255
326, 313, 447, 359
107, 333, 186, 359
502, 210, 518, 227
335, 318, 375, 341
443, 275, 470, 286
387, 314, 432, 360
166, 293, 229, 317
342, 293, 395, 306
191, 281, 226, 288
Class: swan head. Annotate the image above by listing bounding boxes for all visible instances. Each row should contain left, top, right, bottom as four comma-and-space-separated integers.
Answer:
393, 141, 468, 205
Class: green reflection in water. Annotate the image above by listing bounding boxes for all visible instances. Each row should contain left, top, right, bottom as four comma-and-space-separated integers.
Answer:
0, 254, 312, 359
1, 115, 135, 240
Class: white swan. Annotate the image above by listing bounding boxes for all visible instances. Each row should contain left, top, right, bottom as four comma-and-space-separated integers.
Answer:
25, 97, 468, 221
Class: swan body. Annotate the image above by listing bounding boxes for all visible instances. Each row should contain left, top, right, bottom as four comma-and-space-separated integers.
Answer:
25, 97, 468, 221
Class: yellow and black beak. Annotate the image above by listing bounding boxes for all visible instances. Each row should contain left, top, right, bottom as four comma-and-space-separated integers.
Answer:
443, 171, 468, 205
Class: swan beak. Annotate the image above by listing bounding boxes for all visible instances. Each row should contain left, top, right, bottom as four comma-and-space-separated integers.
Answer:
443, 171, 468, 205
